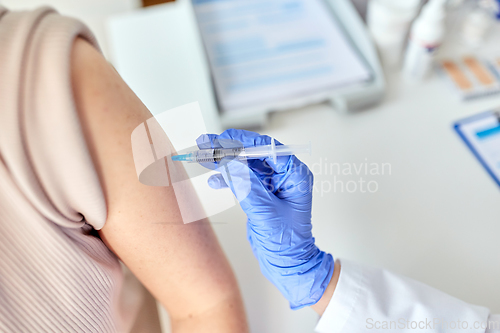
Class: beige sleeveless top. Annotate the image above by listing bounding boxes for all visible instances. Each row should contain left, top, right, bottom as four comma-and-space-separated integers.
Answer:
0, 6, 160, 332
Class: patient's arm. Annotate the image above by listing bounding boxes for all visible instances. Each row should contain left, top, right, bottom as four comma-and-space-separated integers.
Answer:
71, 38, 248, 333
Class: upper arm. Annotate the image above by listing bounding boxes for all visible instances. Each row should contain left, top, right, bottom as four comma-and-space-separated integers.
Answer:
70, 38, 245, 325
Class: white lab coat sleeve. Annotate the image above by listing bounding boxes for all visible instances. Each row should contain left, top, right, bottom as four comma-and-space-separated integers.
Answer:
315, 259, 499, 333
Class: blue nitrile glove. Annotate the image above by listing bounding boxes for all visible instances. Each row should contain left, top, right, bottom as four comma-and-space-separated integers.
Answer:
196, 129, 334, 310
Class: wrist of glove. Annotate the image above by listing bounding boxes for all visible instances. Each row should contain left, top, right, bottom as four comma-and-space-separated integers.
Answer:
248, 223, 334, 309
196, 129, 334, 310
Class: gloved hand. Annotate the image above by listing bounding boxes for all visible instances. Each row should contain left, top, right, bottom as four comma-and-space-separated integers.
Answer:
196, 129, 334, 310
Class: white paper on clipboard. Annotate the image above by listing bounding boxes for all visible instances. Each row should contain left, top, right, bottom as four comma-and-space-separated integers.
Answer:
454, 111, 500, 187
192, 0, 372, 114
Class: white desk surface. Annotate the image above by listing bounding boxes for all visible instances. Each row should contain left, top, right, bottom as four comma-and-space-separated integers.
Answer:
212, 69, 500, 332
107, 3, 500, 332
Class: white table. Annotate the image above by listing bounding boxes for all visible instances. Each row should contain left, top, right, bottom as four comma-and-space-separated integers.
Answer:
107, 2, 500, 332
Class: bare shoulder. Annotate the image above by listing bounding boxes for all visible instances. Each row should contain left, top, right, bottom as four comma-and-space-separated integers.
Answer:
70, 38, 247, 330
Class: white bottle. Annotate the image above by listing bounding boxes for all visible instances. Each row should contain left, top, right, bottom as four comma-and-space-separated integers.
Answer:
403, 0, 447, 80
462, 8, 493, 47
367, 0, 422, 69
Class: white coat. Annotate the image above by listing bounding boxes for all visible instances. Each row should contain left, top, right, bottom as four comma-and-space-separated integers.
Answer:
315, 259, 499, 333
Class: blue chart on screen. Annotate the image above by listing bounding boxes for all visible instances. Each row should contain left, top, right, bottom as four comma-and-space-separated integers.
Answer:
476, 125, 500, 140
455, 111, 500, 187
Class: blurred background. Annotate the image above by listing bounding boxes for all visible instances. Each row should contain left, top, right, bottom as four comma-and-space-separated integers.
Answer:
2, 0, 499, 332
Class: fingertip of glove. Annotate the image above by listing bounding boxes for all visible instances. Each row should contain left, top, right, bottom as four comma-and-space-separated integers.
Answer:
208, 174, 224, 189
196, 133, 216, 149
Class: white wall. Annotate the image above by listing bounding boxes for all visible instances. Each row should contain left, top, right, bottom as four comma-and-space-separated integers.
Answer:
0, 0, 140, 57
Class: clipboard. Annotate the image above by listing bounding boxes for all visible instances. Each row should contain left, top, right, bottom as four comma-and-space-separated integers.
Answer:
454, 110, 500, 187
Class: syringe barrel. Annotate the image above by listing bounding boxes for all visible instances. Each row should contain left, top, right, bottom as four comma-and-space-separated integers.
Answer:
191, 148, 243, 163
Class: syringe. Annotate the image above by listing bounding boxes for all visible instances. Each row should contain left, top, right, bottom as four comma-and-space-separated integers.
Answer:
171, 140, 311, 163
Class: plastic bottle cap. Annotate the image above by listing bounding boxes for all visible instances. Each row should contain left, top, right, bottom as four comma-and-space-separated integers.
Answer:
410, 0, 447, 43
420, 0, 447, 21
379, 0, 421, 11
